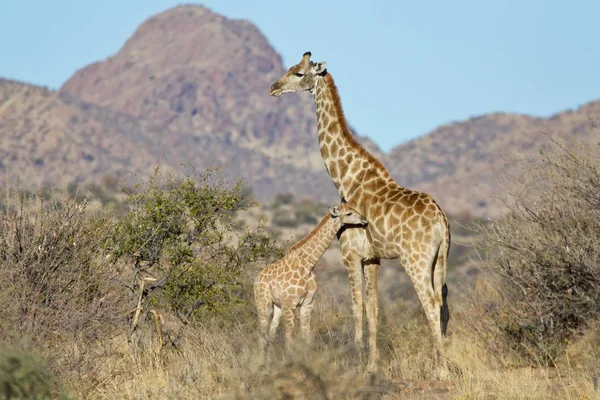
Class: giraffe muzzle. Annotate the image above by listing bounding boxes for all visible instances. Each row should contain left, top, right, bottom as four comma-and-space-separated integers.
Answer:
269, 83, 282, 97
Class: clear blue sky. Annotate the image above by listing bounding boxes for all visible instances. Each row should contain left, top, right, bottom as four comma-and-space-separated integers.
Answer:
1, 1, 599, 151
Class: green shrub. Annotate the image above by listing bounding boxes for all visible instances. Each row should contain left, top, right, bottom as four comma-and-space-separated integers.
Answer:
271, 208, 298, 228
272, 192, 295, 208
270, 197, 328, 228
295, 198, 327, 225
0, 347, 59, 400
112, 168, 282, 324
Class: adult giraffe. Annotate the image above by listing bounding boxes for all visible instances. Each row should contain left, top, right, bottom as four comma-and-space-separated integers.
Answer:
269, 52, 451, 376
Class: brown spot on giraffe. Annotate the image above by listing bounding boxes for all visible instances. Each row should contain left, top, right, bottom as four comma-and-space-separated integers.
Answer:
330, 140, 339, 156
329, 162, 339, 178
328, 121, 339, 133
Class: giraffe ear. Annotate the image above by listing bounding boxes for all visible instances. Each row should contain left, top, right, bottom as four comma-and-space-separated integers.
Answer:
328, 206, 340, 217
311, 61, 327, 75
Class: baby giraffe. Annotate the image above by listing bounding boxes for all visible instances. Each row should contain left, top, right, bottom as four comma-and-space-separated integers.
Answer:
254, 204, 367, 355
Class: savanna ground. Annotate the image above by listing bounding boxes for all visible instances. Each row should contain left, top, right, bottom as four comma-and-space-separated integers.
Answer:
0, 134, 599, 399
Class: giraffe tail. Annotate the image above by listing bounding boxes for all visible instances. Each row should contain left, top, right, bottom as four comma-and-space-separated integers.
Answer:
441, 282, 449, 336
434, 231, 450, 337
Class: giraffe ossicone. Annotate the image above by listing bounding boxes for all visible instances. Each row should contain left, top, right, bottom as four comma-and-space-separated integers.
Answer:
254, 203, 367, 356
270, 52, 452, 378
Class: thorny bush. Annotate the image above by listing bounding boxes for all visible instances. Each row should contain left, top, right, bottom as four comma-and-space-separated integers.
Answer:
472, 134, 600, 364
0, 186, 123, 394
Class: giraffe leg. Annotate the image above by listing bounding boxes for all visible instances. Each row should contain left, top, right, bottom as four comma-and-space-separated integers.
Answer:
363, 259, 380, 375
258, 314, 269, 356
300, 278, 317, 345
269, 304, 282, 341
255, 280, 272, 358
339, 243, 364, 347
405, 256, 448, 378
299, 295, 315, 345
282, 301, 296, 353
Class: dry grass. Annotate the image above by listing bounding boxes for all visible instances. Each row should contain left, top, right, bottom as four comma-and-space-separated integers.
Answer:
444, 287, 597, 400
37, 281, 594, 400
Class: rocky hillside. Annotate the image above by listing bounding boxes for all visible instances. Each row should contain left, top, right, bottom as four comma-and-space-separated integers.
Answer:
61, 5, 350, 175
0, 4, 598, 217
0, 77, 341, 199
0, 78, 161, 187
386, 104, 600, 217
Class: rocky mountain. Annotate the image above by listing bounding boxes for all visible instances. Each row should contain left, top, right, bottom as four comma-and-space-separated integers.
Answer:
0, 78, 161, 187
61, 5, 334, 173
0, 77, 340, 199
385, 104, 600, 217
0, 4, 598, 217
58, 4, 385, 201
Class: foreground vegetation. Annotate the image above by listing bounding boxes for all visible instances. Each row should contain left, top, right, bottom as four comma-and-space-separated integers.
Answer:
0, 135, 598, 399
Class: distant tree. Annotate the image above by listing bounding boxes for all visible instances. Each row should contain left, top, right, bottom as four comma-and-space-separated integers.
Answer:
273, 192, 295, 207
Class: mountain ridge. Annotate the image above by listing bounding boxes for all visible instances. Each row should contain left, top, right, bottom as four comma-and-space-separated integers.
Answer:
1, 4, 598, 217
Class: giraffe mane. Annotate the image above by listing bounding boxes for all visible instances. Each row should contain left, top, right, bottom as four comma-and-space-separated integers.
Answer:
286, 212, 332, 253
324, 73, 391, 179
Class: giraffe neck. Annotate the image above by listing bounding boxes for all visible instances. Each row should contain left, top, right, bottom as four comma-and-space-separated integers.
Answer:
312, 73, 392, 210
288, 213, 341, 269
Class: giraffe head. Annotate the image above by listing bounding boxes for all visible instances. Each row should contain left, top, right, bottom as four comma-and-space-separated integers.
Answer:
329, 204, 368, 226
269, 52, 327, 97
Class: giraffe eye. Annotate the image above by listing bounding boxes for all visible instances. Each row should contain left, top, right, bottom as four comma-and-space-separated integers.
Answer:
294, 72, 304, 77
